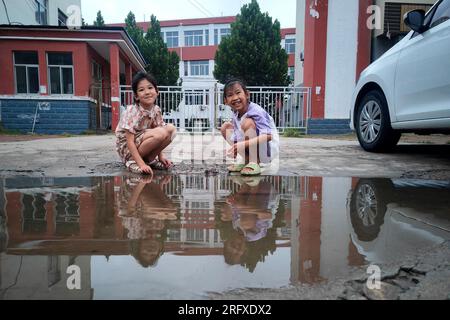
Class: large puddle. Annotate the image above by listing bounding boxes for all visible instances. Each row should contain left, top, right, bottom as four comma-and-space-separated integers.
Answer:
0, 174, 449, 299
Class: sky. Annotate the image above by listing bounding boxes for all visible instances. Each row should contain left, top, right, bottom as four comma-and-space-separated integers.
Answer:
80, 0, 297, 28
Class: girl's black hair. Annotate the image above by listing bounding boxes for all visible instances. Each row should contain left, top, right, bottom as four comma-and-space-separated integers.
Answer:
132, 72, 159, 103
223, 78, 248, 95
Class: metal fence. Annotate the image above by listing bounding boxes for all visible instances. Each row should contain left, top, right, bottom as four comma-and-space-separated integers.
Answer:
120, 85, 311, 133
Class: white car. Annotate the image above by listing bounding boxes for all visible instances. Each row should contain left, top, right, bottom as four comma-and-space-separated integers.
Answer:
350, 0, 450, 152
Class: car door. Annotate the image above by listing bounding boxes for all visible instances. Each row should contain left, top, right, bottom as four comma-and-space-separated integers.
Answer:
394, 0, 450, 122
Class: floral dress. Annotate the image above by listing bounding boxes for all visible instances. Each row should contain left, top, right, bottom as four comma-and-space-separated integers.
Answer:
115, 103, 166, 168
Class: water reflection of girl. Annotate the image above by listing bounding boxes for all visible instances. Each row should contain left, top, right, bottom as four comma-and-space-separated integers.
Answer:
118, 175, 177, 268
217, 177, 282, 272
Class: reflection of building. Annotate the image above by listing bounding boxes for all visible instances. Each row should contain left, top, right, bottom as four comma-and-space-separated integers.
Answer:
2, 174, 448, 298
0, 176, 115, 299
2, 255, 92, 299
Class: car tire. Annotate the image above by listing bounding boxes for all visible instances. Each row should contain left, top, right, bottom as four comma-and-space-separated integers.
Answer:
349, 178, 394, 242
356, 90, 401, 152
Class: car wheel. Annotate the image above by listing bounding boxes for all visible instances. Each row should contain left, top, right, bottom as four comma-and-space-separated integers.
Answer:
349, 178, 393, 242
356, 90, 401, 152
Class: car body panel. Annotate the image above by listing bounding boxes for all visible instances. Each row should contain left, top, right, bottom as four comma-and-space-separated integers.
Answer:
395, 20, 450, 121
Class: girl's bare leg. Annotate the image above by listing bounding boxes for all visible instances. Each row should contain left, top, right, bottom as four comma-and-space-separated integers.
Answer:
220, 122, 234, 145
240, 118, 258, 164
138, 124, 176, 163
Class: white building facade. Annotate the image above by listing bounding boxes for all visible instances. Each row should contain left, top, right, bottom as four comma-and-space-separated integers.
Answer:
0, 0, 81, 26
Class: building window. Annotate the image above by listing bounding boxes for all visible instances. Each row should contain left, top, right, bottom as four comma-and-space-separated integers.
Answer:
92, 61, 102, 82
166, 31, 179, 48
190, 60, 209, 76
14, 51, 40, 94
58, 9, 68, 26
184, 61, 189, 76
285, 38, 296, 54
184, 30, 204, 47
35, 0, 48, 25
288, 67, 295, 82
214, 28, 231, 45
220, 28, 231, 39
47, 53, 74, 95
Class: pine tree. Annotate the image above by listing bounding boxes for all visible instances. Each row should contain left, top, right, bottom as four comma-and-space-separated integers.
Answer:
141, 15, 179, 86
93, 10, 105, 27
213, 0, 289, 86
125, 11, 144, 48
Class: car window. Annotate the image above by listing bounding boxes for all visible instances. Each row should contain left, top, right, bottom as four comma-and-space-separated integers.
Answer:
429, 0, 450, 28
411, 0, 446, 38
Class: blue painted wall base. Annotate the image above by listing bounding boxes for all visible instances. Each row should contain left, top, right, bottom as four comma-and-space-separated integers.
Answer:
0, 98, 111, 134
308, 119, 352, 134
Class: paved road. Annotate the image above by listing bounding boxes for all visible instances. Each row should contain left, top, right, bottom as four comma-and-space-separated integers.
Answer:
1, 134, 449, 179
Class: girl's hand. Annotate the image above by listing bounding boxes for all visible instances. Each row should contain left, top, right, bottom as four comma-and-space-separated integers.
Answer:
227, 142, 244, 158
159, 155, 173, 168
139, 164, 154, 175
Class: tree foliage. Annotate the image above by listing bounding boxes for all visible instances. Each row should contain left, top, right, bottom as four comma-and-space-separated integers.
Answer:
93, 10, 105, 27
125, 12, 179, 86
213, 0, 289, 86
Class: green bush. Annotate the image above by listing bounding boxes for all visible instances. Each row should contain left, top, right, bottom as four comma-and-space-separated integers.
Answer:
283, 128, 303, 138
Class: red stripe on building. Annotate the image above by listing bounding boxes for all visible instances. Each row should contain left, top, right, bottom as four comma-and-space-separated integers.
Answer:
288, 54, 295, 67
356, 0, 372, 81
109, 16, 237, 30
281, 28, 296, 39
169, 45, 218, 61
303, 0, 328, 119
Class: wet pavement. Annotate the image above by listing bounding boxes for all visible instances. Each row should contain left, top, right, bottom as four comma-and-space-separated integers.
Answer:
1, 173, 449, 299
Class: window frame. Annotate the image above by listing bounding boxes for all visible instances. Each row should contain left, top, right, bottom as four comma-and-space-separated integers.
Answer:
47, 52, 75, 95
58, 9, 68, 26
411, 0, 447, 38
189, 60, 209, 77
184, 30, 204, 47
214, 28, 231, 45
288, 66, 295, 81
285, 38, 296, 54
166, 31, 179, 48
429, 0, 450, 28
35, 0, 48, 25
13, 51, 40, 95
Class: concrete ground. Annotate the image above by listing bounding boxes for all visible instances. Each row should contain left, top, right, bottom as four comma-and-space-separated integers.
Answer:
0, 132, 449, 300
0, 133, 449, 179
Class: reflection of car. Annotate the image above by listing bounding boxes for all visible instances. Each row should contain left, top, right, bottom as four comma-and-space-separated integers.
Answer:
350, 0, 450, 152
347, 178, 450, 262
